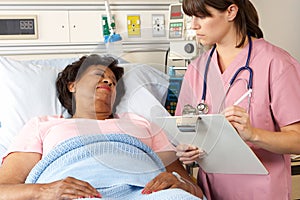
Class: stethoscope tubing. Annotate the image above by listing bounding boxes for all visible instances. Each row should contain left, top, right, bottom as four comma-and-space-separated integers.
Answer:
200, 34, 253, 107
230, 66, 253, 90
201, 45, 217, 102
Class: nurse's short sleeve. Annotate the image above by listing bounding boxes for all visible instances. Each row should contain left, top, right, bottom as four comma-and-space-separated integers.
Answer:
270, 60, 300, 127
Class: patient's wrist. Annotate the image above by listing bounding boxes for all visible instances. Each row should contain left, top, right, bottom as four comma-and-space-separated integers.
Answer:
171, 172, 185, 183
171, 171, 201, 197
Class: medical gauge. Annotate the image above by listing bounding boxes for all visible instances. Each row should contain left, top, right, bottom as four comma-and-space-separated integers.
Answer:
196, 34, 253, 114
0, 15, 38, 40
169, 4, 184, 39
168, 3, 198, 60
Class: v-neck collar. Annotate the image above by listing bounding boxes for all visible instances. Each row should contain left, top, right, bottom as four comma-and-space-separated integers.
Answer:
210, 42, 251, 87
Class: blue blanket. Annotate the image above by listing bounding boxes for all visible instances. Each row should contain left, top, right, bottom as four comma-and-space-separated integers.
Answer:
26, 134, 200, 199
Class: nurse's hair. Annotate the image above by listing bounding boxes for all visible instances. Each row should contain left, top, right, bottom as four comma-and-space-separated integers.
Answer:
182, 0, 263, 47
56, 54, 124, 116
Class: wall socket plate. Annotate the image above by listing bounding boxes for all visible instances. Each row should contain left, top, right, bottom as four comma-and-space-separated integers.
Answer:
127, 15, 141, 37
152, 14, 165, 37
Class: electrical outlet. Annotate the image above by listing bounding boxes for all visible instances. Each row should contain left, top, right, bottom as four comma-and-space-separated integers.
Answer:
152, 14, 165, 37
127, 15, 141, 37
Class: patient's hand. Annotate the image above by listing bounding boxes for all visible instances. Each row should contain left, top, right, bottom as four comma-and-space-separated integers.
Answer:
141, 158, 203, 198
142, 172, 190, 194
176, 144, 206, 164
37, 177, 101, 199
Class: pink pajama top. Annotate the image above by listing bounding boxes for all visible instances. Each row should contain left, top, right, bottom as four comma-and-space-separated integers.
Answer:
176, 38, 300, 200
4, 113, 175, 159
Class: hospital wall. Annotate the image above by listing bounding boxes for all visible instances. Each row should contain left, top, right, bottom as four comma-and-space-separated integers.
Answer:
0, 0, 299, 71
251, 0, 300, 63
0, 0, 179, 72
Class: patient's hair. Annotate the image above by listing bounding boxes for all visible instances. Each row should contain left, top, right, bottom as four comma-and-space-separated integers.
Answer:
182, 0, 263, 47
56, 54, 124, 116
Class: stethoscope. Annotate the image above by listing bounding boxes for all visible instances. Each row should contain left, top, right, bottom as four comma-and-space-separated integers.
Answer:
196, 35, 253, 114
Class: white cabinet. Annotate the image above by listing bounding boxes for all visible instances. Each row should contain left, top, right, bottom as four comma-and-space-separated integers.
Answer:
0, 10, 103, 44
69, 11, 103, 43
37, 11, 70, 43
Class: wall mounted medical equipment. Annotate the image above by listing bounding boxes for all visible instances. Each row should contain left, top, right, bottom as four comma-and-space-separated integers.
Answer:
103, 0, 122, 43
193, 34, 253, 115
102, 0, 123, 57
168, 3, 198, 60
127, 15, 141, 37
152, 14, 165, 37
165, 66, 184, 116
0, 2, 172, 57
0, 15, 37, 40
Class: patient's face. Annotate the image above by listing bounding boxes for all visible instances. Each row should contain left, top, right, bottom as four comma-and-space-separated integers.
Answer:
73, 64, 117, 116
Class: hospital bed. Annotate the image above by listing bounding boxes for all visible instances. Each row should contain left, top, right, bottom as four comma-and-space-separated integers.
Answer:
0, 54, 205, 199
0, 54, 171, 160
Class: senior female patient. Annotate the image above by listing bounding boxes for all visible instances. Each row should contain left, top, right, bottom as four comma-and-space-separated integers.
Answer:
0, 54, 203, 199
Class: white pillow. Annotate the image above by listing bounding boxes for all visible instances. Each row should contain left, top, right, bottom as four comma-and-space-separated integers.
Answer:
0, 57, 68, 159
24, 57, 79, 68
0, 56, 170, 161
115, 63, 171, 121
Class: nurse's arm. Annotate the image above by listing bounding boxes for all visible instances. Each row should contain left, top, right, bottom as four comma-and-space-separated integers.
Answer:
250, 122, 300, 154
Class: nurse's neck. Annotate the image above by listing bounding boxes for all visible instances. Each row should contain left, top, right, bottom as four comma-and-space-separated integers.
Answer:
216, 44, 245, 73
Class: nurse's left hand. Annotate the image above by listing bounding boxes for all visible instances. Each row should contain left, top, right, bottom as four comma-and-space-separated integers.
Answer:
222, 105, 255, 142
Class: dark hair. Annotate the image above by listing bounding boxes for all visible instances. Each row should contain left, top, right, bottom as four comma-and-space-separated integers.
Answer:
182, 0, 263, 47
56, 54, 124, 116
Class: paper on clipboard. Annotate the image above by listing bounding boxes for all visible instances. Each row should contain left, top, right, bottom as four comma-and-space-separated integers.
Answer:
154, 114, 268, 175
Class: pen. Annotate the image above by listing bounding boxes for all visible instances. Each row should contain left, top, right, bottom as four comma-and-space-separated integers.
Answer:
233, 89, 252, 106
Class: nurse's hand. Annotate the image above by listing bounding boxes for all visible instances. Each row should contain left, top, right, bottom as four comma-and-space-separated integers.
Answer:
222, 105, 255, 142
175, 144, 206, 164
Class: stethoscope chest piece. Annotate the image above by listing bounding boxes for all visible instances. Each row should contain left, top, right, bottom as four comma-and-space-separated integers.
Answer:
197, 102, 208, 114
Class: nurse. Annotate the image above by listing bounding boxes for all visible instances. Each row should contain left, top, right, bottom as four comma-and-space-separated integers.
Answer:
175, 0, 300, 199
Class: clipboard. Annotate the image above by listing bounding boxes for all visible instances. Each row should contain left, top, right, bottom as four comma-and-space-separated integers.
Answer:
154, 114, 268, 175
